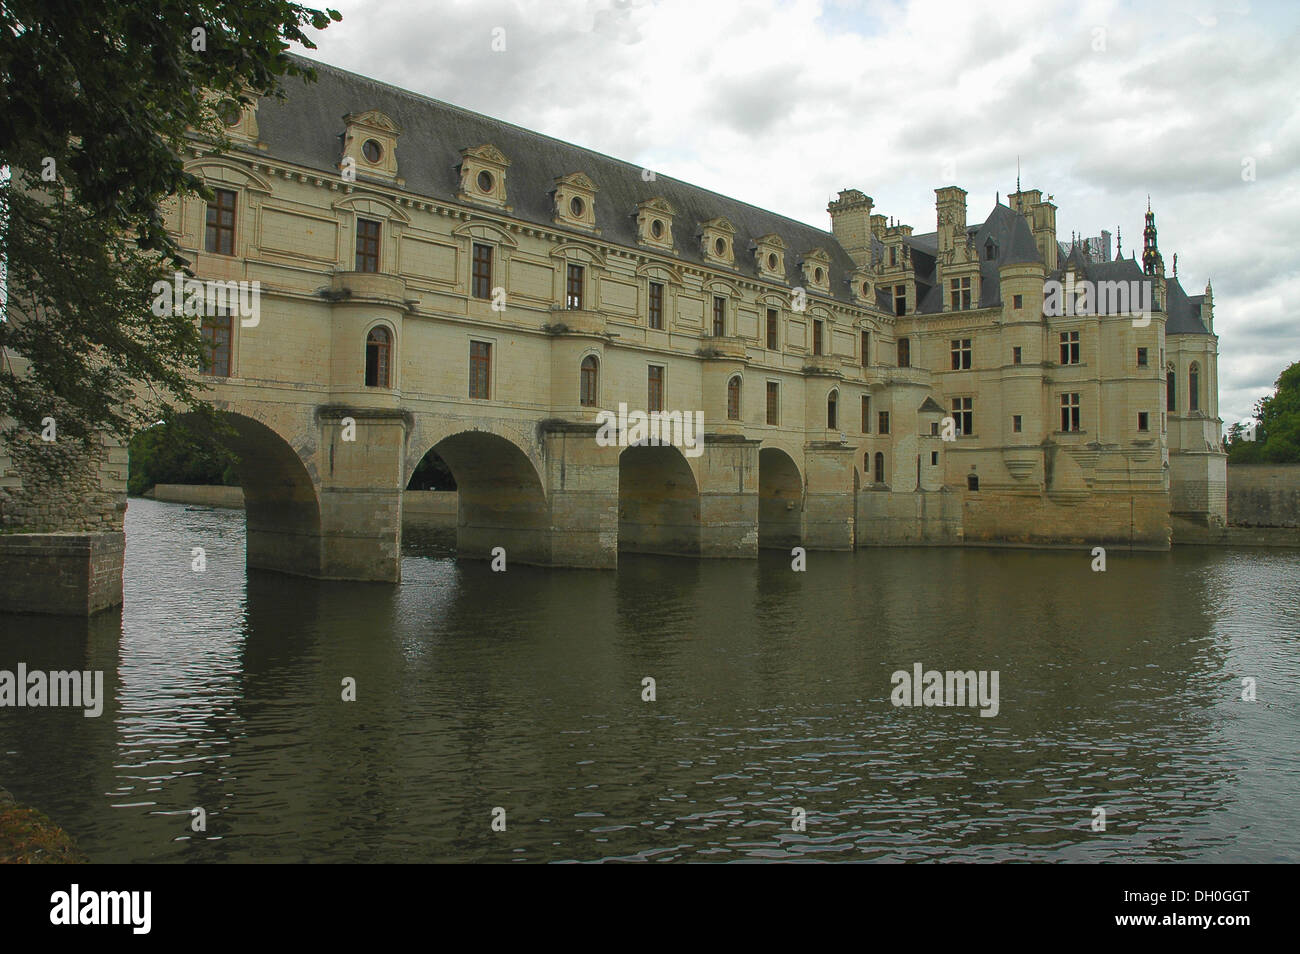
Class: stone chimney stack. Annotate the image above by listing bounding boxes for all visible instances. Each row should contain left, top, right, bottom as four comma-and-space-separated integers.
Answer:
935, 186, 967, 258
827, 189, 874, 267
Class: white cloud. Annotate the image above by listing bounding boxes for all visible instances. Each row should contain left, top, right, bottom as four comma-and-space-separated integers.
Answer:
302, 0, 1300, 421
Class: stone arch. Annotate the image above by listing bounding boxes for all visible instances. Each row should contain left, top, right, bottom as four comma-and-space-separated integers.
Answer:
406, 423, 549, 565
617, 443, 701, 556
758, 446, 803, 549
169, 409, 324, 577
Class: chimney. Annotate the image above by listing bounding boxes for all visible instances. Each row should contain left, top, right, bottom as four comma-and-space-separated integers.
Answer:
827, 189, 874, 267
935, 186, 967, 257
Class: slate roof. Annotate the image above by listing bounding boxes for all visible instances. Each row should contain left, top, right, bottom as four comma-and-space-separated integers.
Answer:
252, 56, 866, 304
904, 203, 1040, 313
1165, 276, 1210, 334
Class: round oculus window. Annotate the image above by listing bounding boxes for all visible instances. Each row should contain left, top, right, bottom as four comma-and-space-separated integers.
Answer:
218, 101, 242, 127
651, 219, 664, 239
569, 196, 585, 217
362, 139, 383, 163
714, 238, 726, 256
477, 170, 494, 193
862, 282, 871, 297
814, 267, 824, 283
767, 253, 778, 270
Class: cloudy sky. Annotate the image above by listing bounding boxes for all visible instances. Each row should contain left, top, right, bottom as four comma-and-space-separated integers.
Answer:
300, 0, 1299, 425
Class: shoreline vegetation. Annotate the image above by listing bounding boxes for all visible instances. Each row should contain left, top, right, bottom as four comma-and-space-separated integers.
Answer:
0, 785, 87, 864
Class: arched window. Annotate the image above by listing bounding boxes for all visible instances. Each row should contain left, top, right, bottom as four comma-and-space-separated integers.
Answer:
1166, 366, 1176, 412
827, 389, 838, 429
580, 355, 599, 407
1189, 362, 1200, 412
874, 451, 885, 483
365, 326, 391, 388
726, 375, 741, 421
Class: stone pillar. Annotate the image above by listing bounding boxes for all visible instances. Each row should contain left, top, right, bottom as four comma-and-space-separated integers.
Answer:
539, 421, 619, 569
315, 406, 407, 582
697, 434, 759, 557
803, 441, 857, 549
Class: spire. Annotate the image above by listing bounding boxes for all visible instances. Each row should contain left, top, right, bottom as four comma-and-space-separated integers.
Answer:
1142, 200, 1163, 276
1016, 155, 1021, 194
1116, 226, 1122, 259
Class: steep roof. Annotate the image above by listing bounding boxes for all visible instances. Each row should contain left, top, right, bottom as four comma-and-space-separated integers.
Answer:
1166, 277, 1210, 335
253, 56, 866, 304
908, 203, 1040, 313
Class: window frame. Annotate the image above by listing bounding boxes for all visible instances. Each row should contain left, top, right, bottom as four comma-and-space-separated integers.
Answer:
365, 325, 392, 389
471, 242, 494, 300
204, 188, 237, 256
355, 217, 382, 273
469, 340, 492, 399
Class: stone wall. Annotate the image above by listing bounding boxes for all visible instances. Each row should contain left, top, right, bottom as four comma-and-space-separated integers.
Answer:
0, 532, 125, 615
146, 484, 245, 509
1227, 464, 1300, 528
856, 489, 962, 545
0, 433, 126, 533
961, 490, 1171, 549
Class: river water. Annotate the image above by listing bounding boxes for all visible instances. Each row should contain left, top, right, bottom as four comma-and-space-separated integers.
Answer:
1, 497, 1297, 862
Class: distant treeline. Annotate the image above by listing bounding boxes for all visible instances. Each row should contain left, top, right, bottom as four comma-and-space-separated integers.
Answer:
127, 422, 237, 496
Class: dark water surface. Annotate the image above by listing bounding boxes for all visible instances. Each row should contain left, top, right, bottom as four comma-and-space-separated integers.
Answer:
1, 497, 1297, 862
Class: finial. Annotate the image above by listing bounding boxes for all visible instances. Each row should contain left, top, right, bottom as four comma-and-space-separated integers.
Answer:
1116, 226, 1122, 258
1147, 194, 1151, 213
1016, 155, 1021, 193
996, 190, 1000, 205
1173, 252, 1178, 276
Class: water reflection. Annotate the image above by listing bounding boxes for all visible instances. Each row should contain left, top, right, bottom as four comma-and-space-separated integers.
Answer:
0, 498, 1296, 862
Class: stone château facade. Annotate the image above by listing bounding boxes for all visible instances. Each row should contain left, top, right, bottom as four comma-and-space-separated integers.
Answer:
0, 55, 1229, 611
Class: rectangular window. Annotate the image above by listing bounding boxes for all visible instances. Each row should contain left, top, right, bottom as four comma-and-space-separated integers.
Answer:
894, 285, 906, 317
1060, 393, 1081, 432
766, 382, 780, 425
1138, 411, 1150, 431
860, 330, 870, 367
647, 365, 664, 412
897, 337, 910, 368
200, 313, 232, 377
648, 282, 664, 329
355, 218, 381, 273
712, 296, 726, 336
766, 308, 778, 350
1013, 294, 1023, 309
205, 189, 237, 256
1059, 330, 1080, 365
861, 395, 871, 433
471, 243, 493, 299
1013, 414, 1022, 433
931, 451, 939, 465
950, 338, 972, 370
951, 397, 973, 436
1137, 347, 1148, 367
813, 319, 824, 355
949, 276, 971, 310
1012, 346, 1022, 365
889, 246, 897, 267
878, 411, 890, 435
566, 264, 584, 309
469, 341, 491, 399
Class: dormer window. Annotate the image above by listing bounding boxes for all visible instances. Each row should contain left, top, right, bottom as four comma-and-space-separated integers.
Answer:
985, 239, 997, 260
800, 248, 832, 292
458, 144, 510, 210
340, 110, 401, 182
553, 172, 598, 231
208, 90, 259, 144
753, 233, 786, 281
700, 217, 736, 267
635, 197, 676, 251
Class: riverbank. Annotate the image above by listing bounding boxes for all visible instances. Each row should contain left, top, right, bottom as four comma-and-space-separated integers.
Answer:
0, 785, 86, 864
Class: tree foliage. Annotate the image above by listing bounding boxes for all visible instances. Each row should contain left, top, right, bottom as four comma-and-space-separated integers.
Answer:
0, 0, 340, 443
1227, 360, 1300, 464
127, 419, 238, 496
